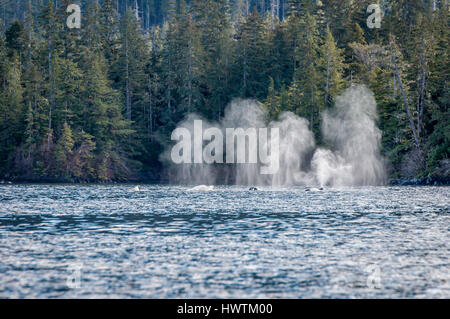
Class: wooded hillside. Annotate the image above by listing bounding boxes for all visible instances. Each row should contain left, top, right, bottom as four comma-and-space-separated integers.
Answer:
0, 0, 448, 183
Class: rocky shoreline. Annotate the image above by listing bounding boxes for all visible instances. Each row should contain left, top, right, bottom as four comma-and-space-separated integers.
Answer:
1, 178, 449, 186
389, 177, 450, 186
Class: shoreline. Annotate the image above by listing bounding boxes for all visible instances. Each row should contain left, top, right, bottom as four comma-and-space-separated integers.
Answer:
1, 178, 448, 186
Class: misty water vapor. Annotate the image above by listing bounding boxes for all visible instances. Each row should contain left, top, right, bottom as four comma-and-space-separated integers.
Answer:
164, 85, 387, 187
312, 86, 387, 186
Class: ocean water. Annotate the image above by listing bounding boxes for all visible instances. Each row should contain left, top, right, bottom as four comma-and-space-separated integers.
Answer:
0, 184, 448, 299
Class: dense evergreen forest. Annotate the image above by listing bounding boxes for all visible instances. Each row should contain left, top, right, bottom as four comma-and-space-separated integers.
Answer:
0, 0, 448, 183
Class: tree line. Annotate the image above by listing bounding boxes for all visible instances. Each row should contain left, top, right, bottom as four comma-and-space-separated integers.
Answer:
0, 0, 448, 182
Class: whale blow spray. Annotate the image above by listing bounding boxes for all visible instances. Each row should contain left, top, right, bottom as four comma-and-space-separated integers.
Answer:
165, 85, 386, 187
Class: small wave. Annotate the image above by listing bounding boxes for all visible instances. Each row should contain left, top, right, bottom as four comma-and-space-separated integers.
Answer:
189, 185, 215, 192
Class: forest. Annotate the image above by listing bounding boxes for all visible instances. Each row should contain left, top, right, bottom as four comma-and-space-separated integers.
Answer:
0, 0, 448, 183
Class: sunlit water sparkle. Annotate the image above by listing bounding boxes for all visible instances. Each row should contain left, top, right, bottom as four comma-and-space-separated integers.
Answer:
0, 185, 448, 298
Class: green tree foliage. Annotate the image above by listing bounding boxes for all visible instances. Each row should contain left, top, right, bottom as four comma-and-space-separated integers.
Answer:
0, 0, 447, 182
191, 0, 234, 119
0, 54, 25, 173
295, 12, 321, 132
320, 26, 345, 107
235, 7, 269, 99
160, 0, 201, 130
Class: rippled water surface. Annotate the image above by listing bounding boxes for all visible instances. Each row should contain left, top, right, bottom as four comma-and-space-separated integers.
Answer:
0, 185, 449, 298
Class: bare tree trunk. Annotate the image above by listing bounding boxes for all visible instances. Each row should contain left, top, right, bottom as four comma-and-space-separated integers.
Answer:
188, 40, 193, 113
393, 72, 396, 98
26, 0, 32, 66
417, 34, 427, 138
147, 77, 153, 142
168, 56, 172, 113
293, 37, 297, 83
277, 0, 280, 19
134, 0, 139, 21
147, 0, 150, 29
311, 78, 315, 131
47, 37, 54, 151
243, 46, 247, 92
389, 37, 420, 148
125, 31, 131, 121
325, 49, 330, 105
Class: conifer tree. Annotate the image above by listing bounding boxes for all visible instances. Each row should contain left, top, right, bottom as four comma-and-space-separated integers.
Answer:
0, 54, 25, 171
295, 11, 321, 133
235, 7, 269, 99
113, 9, 149, 124
191, 0, 234, 119
320, 26, 345, 107
267, 22, 290, 90
0, 0, 447, 182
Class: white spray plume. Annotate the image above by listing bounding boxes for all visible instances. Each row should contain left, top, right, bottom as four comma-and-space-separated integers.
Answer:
269, 112, 316, 187
161, 113, 220, 185
164, 85, 386, 187
312, 85, 387, 186
224, 100, 267, 186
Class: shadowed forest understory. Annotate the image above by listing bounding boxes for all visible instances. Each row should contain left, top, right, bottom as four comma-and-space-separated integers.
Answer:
0, 0, 448, 184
